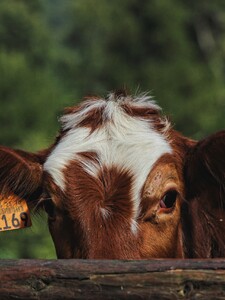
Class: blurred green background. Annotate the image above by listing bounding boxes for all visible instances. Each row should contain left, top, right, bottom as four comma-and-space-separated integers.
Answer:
0, 0, 224, 258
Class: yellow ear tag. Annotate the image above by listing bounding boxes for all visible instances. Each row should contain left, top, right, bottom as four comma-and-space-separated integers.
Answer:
0, 194, 32, 232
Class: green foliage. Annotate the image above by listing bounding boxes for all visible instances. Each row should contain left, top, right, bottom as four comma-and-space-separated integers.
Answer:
0, 0, 50, 66
0, 0, 224, 258
0, 51, 67, 150
0, 213, 56, 259
56, 0, 225, 137
0, 0, 63, 258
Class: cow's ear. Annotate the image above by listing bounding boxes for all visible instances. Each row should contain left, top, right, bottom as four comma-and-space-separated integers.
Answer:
0, 146, 44, 201
183, 131, 225, 257
184, 130, 225, 200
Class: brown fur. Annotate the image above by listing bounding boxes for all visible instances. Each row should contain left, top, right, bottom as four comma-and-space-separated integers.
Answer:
62, 160, 138, 258
0, 146, 43, 201
63, 98, 106, 133
121, 103, 168, 133
0, 94, 224, 259
183, 130, 225, 257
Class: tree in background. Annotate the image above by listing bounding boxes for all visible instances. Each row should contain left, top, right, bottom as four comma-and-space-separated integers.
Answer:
0, 0, 69, 150
54, 0, 225, 138
0, 0, 60, 258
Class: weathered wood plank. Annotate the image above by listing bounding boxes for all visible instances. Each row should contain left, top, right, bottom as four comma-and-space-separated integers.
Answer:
1, 259, 225, 299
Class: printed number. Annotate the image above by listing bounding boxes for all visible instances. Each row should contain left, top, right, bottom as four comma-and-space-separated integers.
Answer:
0, 212, 29, 231
12, 213, 20, 228
20, 212, 29, 227
1, 215, 11, 230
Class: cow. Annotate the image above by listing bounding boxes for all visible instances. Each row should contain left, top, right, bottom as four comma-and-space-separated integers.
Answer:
0, 91, 224, 259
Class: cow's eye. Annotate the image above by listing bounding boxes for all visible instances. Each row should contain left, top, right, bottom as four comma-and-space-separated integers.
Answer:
43, 199, 56, 221
160, 190, 177, 211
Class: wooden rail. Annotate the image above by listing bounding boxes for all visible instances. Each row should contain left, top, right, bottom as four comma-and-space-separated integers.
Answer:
1, 259, 225, 299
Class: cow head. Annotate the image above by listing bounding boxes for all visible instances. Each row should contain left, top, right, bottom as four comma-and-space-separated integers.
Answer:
0, 92, 224, 258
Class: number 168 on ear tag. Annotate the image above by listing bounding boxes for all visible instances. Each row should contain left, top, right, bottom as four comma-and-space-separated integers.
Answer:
0, 195, 32, 232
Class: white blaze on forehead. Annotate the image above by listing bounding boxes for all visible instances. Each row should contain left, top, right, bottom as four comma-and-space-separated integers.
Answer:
61, 99, 106, 130
44, 93, 172, 228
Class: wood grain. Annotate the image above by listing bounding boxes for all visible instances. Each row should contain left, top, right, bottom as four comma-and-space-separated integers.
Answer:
1, 259, 225, 299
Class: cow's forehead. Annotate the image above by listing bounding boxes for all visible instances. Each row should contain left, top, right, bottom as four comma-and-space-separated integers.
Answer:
43, 93, 172, 229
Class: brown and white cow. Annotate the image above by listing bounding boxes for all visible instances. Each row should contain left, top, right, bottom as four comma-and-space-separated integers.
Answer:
0, 91, 224, 258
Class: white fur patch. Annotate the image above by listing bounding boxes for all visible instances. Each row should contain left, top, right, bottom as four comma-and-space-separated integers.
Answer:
44, 93, 172, 232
